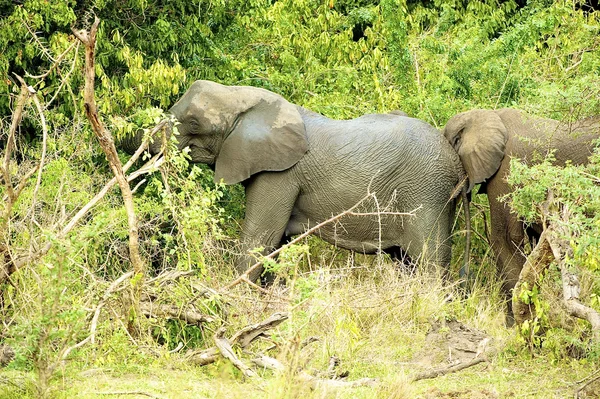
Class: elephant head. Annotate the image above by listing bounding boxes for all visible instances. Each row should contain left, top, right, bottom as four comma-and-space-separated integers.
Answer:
124, 80, 309, 185
442, 109, 509, 192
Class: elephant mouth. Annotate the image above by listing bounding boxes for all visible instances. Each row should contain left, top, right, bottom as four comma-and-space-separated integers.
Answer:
187, 144, 216, 165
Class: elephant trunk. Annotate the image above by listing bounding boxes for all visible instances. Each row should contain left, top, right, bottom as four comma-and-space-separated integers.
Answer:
119, 129, 146, 155
118, 123, 171, 155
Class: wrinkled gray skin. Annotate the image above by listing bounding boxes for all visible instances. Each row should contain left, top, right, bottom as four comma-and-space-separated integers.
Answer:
124, 80, 465, 282
443, 108, 600, 323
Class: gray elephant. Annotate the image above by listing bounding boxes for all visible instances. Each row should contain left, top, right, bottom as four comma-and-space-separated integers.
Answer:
124, 80, 466, 282
443, 108, 600, 321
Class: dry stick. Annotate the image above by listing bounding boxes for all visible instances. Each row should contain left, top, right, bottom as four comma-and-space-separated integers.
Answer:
213, 327, 258, 378
2, 83, 31, 202
10, 148, 164, 274
25, 41, 77, 80
0, 81, 35, 284
89, 271, 134, 345
22, 80, 49, 229
138, 302, 215, 325
225, 193, 417, 290
576, 375, 600, 399
91, 391, 164, 399
73, 18, 145, 319
249, 355, 378, 388
512, 230, 554, 326
411, 356, 488, 381
46, 42, 80, 109
546, 207, 600, 340
186, 312, 289, 366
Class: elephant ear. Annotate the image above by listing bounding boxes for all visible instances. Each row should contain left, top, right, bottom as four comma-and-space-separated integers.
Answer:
211, 84, 308, 184
442, 109, 508, 192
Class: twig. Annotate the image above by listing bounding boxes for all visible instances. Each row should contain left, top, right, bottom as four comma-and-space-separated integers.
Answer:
576, 374, 600, 398
90, 271, 134, 344
225, 193, 418, 290
412, 356, 488, 381
7, 152, 164, 280
214, 328, 257, 378
186, 312, 289, 366
26, 81, 49, 227
91, 391, 164, 399
25, 41, 78, 80
139, 301, 215, 325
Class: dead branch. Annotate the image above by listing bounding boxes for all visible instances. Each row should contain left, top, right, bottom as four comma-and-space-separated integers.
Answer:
90, 391, 164, 399
251, 355, 285, 371
512, 191, 600, 339
576, 374, 600, 399
512, 230, 554, 326
230, 312, 289, 347
214, 327, 257, 378
90, 271, 135, 344
72, 18, 145, 308
249, 354, 377, 389
4, 150, 164, 284
139, 301, 215, 325
225, 193, 418, 290
546, 206, 600, 340
298, 372, 378, 389
27, 81, 49, 228
186, 312, 289, 366
411, 356, 488, 381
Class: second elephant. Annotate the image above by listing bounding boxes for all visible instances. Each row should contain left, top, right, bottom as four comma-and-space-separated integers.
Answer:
443, 108, 600, 321
124, 80, 466, 281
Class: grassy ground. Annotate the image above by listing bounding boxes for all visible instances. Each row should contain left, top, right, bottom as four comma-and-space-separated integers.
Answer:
1, 251, 597, 399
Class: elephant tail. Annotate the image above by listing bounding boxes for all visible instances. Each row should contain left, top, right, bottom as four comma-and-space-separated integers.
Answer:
459, 183, 471, 286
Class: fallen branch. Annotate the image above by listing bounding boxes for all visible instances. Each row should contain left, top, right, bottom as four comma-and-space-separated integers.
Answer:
249, 354, 377, 388
214, 327, 257, 378
186, 312, 289, 366
576, 374, 600, 398
411, 356, 488, 381
139, 302, 215, 325
298, 372, 378, 389
91, 391, 164, 399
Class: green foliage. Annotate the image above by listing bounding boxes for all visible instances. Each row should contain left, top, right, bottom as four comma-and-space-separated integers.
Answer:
2, 0, 600, 390
508, 149, 600, 355
509, 152, 600, 275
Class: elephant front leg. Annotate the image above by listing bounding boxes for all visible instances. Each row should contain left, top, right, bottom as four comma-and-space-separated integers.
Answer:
236, 173, 301, 283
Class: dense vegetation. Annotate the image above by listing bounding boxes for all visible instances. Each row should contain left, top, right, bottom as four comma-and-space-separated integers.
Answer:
1, 0, 600, 397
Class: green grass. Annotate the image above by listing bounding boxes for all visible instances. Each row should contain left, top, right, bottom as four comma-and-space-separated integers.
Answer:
1, 252, 596, 399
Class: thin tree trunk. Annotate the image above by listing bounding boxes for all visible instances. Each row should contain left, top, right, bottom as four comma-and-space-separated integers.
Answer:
72, 17, 145, 331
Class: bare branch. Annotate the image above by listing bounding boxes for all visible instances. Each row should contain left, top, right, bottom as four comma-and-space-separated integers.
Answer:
139, 302, 215, 325
412, 356, 488, 381
186, 312, 289, 366
73, 17, 145, 324
214, 328, 258, 378
225, 193, 419, 290
90, 271, 134, 344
